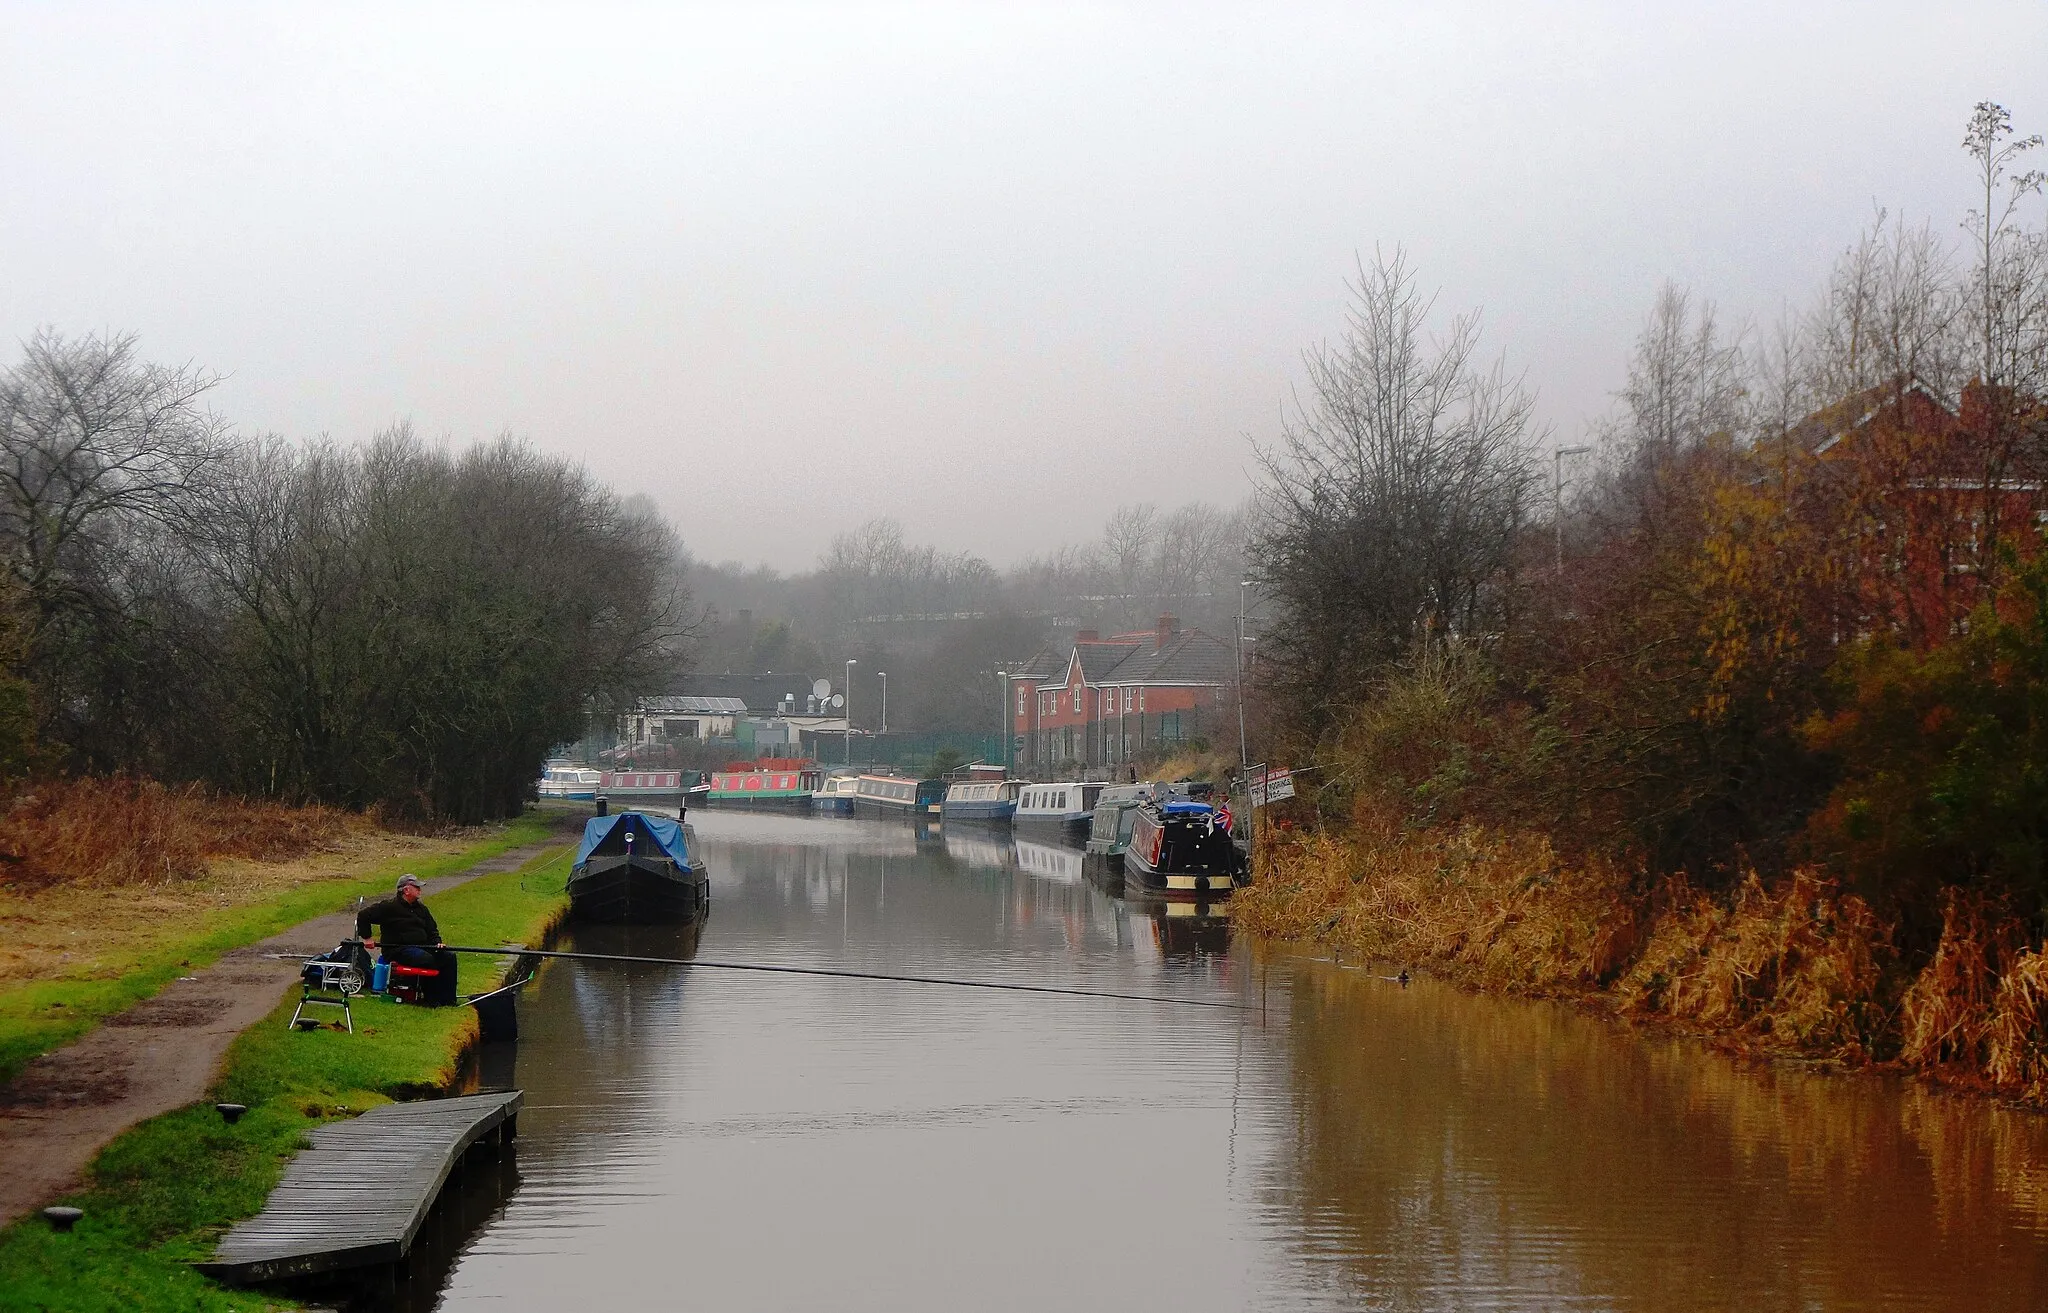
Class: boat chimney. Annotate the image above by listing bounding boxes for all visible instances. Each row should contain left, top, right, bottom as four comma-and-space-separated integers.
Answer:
1154, 614, 1179, 651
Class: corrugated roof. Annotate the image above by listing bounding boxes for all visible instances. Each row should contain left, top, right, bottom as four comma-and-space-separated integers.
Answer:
637, 695, 749, 715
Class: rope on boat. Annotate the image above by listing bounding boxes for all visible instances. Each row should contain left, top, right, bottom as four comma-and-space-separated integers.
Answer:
437, 944, 1249, 1011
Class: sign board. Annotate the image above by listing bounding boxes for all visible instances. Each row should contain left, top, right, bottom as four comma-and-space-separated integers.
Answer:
1249, 765, 1295, 806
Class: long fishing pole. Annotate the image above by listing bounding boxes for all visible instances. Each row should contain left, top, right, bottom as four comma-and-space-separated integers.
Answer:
437, 944, 1248, 1011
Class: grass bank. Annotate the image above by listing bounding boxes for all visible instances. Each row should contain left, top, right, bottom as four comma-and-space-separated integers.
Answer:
0, 813, 553, 1083
1234, 819, 2048, 1105
0, 840, 574, 1312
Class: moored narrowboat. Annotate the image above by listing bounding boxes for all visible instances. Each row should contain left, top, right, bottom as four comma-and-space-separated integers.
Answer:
812, 772, 860, 815
538, 761, 602, 801
1014, 781, 1104, 838
1123, 799, 1245, 899
569, 810, 710, 922
941, 778, 1023, 824
701, 759, 820, 810
1084, 782, 1182, 867
854, 774, 946, 819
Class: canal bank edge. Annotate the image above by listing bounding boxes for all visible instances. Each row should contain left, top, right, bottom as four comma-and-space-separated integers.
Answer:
0, 841, 576, 1313
0, 813, 556, 1085
1232, 824, 2048, 1108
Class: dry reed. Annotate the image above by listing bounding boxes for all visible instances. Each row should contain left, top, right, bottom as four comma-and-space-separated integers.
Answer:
0, 775, 361, 890
1244, 819, 2048, 1103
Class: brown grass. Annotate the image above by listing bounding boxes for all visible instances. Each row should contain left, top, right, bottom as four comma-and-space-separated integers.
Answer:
1241, 818, 2048, 1104
0, 775, 363, 890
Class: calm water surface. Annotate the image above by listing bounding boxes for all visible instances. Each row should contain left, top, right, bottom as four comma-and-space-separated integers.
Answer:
429, 811, 2048, 1310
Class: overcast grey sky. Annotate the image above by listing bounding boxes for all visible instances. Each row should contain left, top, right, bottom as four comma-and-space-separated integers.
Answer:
4, 3, 2044, 570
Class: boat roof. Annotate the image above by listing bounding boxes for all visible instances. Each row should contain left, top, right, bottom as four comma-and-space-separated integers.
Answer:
576, 811, 686, 866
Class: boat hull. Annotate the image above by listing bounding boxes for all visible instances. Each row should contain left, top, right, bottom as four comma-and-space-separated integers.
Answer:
1120, 858, 1239, 900
812, 795, 856, 815
940, 800, 1016, 824
855, 798, 943, 820
1015, 812, 1091, 840
568, 854, 711, 923
698, 792, 812, 811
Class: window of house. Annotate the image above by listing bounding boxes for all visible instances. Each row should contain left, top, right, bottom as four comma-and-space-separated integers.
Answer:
1017, 689, 1026, 715
1139, 689, 1146, 712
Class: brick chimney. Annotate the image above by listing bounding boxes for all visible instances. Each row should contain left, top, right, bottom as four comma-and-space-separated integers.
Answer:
1074, 629, 1099, 642
1154, 614, 1179, 651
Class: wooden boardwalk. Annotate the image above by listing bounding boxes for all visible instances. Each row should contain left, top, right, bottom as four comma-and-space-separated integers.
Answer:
197, 1089, 522, 1284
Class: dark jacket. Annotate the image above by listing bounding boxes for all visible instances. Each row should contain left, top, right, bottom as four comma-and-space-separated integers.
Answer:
356, 895, 441, 947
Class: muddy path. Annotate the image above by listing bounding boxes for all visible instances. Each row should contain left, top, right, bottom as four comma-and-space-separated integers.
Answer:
0, 842, 557, 1226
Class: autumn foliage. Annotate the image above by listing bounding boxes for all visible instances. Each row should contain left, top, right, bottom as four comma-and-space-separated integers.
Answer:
1248, 110, 2048, 1099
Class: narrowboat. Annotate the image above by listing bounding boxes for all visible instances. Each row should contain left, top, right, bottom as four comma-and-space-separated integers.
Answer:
1122, 799, 1245, 899
701, 759, 820, 810
538, 761, 602, 801
1084, 782, 1177, 867
940, 778, 1023, 824
569, 810, 710, 922
853, 774, 946, 819
812, 773, 860, 815
598, 769, 686, 799
1014, 781, 1104, 838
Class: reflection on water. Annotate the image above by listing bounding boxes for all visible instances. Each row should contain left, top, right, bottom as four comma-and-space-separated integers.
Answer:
429, 812, 2048, 1310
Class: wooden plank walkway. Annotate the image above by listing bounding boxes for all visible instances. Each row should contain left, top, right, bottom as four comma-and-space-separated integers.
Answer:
196, 1089, 522, 1284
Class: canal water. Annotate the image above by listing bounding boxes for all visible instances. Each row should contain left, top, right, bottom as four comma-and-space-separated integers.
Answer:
428, 811, 2048, 1310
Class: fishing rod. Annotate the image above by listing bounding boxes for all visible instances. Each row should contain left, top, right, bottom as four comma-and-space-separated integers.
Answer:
437, 944, 1249, 1011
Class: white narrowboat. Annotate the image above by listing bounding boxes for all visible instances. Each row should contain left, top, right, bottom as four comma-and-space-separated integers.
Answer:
1014, 781, 1105, 839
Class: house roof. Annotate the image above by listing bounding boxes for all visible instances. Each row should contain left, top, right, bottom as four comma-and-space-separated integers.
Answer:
1007, 647, 1067, 682
1071, 639, 1143, 683
1099, 629, 1234, 686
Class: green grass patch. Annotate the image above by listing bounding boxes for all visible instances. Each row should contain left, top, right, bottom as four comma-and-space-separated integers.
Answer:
0, 842, 573, 1312
0, 814, 553, 1083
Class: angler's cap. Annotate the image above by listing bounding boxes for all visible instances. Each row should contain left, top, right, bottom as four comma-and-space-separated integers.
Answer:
396, 874, 423, 892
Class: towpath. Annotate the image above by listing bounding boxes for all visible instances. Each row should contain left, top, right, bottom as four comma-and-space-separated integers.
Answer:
0, 841, 558, 1227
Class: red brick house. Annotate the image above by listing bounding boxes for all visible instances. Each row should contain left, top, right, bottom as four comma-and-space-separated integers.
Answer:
1007, 615, 1234, 775
1788, 378, 2048, 646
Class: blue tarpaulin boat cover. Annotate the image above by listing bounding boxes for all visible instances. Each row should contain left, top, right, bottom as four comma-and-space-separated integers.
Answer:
575, 812, 687, 867
1161, 800, 1214, 818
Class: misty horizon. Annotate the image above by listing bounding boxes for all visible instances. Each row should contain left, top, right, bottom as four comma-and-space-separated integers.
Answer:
5, 4, 2045, 571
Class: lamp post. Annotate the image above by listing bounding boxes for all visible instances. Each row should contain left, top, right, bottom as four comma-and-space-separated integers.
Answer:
1237, 579, 1252, 780
844, 658, 857, 768
1554, 445, 1592, 576
878, 671, 887, 736
996, 670, 1009, 774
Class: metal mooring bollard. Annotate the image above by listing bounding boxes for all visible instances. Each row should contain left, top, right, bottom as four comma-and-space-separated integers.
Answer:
43, 1207, 83, 1232
216, 1102, 248, 1124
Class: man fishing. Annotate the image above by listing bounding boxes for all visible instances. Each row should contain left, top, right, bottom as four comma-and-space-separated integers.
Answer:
357, 874, 459, 1006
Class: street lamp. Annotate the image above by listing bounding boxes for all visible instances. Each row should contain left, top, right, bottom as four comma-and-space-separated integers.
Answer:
1554, 445, 1592, 576
996, 670, 1009, 774
1237, 579, 1252, 779
844, 658, 857, 768
878, 671, 887, 736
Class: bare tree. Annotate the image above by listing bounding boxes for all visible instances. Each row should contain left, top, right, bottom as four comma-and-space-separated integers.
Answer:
0, 332, 227, 648
1098, 502, 1157, 628
1252, 249, 1539, 735
1963, 101, 2046, 392
1801, 209, 1967, 407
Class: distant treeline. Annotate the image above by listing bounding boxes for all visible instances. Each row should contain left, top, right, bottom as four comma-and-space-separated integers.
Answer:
1250, 102, 2048, 969
688, 505, 1248, 736
0, 335, 687, 822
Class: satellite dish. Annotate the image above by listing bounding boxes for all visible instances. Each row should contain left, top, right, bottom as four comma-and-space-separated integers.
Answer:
812, 677, 831, 698
830, 693, 845, 709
